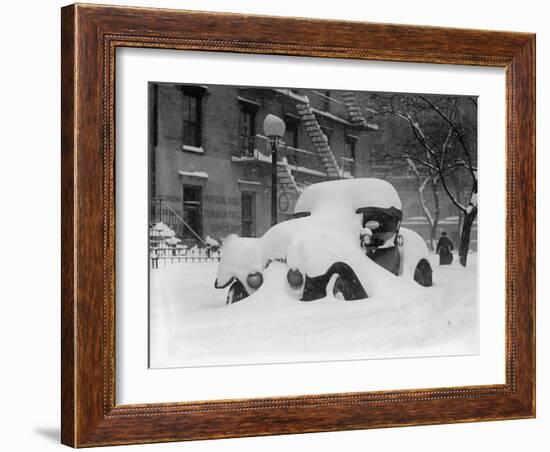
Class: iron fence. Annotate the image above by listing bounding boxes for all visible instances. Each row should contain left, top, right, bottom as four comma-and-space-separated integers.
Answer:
150, 246, 221, 269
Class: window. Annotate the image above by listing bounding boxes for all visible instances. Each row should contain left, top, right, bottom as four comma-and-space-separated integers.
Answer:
447, 204, 457, 218
285, 117, 299, 149
240, 107, 256, 156
182, 92, 201, 147
241, 192, 256, 237
182, 186, 202, 240
149, 84, 159, 199
368, 143, 385, 166
344, 135, 357, 177
323, 90, 331, 112
345, 134, 357, 160
321, 126, 332, 147
408, 202, 424, 218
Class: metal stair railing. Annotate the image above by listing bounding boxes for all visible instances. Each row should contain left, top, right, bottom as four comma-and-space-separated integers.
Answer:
341, 91, 368, 126
294, 101, 342, 178
150, 198, 207, 247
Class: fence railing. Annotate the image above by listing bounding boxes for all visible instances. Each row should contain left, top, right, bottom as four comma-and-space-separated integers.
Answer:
150, 198, 188, 240
150, 246, 221, 269
233, 135, 266, 159
150, 198, 208, 246
233, 134, 322, 174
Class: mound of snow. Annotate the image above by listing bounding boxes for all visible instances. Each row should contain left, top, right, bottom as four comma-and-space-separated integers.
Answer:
295, 178, 402, 215
149, 255, 478, 368
205, 235, 219, 247
150, 222, 176, 238
216, 235, 262, 286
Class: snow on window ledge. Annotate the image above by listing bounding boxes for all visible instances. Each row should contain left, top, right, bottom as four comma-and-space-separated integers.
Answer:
238, 179, 262, 185
182, 144, 205, 154
179, 171, 209, 179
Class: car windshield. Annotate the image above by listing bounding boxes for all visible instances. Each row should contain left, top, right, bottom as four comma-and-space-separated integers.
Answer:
357, 207, 402, 234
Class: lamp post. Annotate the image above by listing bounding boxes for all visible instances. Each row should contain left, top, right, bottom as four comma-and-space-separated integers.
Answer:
263, 114, 286, 226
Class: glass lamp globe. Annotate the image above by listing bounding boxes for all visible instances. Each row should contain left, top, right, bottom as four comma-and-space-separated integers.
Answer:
263, 113, 286, 138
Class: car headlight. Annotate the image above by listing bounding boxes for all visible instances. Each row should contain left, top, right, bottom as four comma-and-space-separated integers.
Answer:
246, 272, 263, 289
287, 268, 304, 288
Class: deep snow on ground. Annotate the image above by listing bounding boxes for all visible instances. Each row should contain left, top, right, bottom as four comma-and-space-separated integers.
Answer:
149, 255, 478, 368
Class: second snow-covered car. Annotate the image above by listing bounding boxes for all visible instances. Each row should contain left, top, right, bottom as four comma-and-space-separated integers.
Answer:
215, 178, 433, 304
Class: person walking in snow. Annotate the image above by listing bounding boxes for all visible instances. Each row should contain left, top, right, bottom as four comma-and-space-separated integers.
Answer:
436, 231, 454, 265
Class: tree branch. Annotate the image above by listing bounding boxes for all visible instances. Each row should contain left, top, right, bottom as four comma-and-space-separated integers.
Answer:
419, 95, 477, 181
388, 153, 439, 172
406, 158, 434, 226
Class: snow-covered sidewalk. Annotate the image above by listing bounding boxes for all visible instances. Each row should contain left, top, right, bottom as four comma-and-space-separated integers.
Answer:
149, 255, 478, 368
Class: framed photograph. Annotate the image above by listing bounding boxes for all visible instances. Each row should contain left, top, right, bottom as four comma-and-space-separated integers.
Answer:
61, 3, 535, 447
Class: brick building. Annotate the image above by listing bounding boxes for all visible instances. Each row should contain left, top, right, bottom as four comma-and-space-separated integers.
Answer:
149, 83, 476, 249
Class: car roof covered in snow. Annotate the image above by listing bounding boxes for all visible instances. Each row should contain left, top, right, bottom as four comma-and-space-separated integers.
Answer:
294, 178, 402, 214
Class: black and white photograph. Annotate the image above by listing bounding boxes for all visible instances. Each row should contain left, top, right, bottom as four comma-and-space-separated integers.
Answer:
148, 82, 479, 368
1, 0, 544, 449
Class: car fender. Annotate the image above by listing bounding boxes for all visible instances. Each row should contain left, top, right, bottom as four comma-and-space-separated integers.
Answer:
398, 227, 432, 279
286, 229, 361, 278
215, 235, 263, 293
286, 228, 400, 298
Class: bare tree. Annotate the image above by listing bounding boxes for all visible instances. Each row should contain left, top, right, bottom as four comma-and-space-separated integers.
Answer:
364, 93, 478, 266
418, 95, 478, 266
404, 156, 440, 250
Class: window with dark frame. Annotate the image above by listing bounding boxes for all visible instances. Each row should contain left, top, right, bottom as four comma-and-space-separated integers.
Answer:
285, 117, 299, 149
182, 185, 203, 240
241, 192, 256, 237
345, 134, 357, 160
239, 106, 256, 156
149, 84, 159, 199
345, 134, 357, 177
323, 90, 331, 112
181, 91, 202, 147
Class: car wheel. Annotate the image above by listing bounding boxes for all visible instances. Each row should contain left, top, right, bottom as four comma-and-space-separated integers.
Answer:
226, 280, 248, 305
332, 276, 347, 300
414, 259, 433, 287
331, 272, 367, 301
302, 263, 367, 302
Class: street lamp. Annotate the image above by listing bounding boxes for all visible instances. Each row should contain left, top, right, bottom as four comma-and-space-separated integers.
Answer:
263, 114, 286, 226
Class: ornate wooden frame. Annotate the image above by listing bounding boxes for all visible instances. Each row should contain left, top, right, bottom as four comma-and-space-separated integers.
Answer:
61, 3, 535, 447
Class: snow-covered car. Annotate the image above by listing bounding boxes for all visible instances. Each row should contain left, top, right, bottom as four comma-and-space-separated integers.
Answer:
215, 178, 433, 304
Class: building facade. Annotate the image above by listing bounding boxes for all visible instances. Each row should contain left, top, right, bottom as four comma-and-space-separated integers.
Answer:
149, 83, 476, 249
